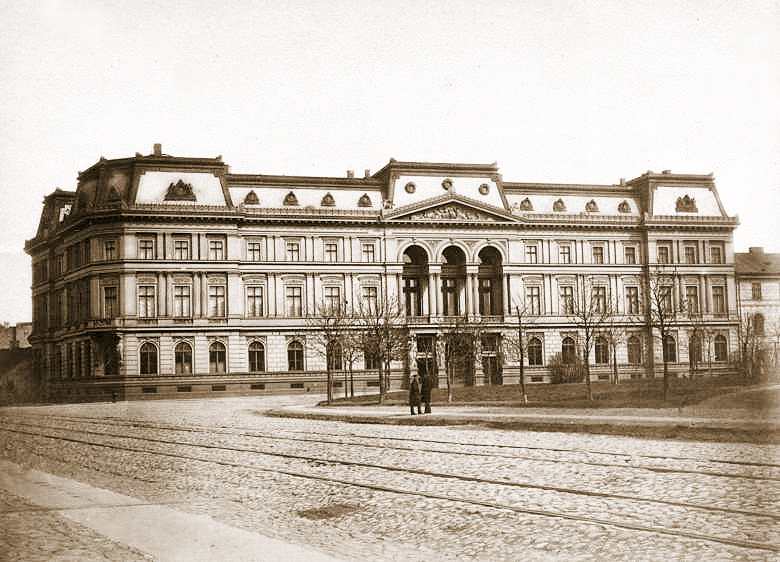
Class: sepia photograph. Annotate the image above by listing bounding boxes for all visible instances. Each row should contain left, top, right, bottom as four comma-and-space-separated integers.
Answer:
1, 1, 778, 560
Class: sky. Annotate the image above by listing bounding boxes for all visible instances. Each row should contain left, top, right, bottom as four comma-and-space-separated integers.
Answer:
1, 0, 778, 324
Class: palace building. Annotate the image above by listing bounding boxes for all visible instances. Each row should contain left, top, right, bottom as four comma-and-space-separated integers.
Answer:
26, 145, 740, 401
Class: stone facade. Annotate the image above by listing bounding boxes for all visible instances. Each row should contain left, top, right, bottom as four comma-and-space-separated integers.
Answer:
736, 247, 780, 365
26, 146, 740, 400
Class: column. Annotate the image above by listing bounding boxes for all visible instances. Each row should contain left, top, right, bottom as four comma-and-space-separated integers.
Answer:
193, 274, 201, 317
201, 273, 209, 317
428, 271, 436, 316
504, 274, 511, 316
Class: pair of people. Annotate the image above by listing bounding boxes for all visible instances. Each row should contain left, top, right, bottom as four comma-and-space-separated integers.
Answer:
409, 373, 432, 415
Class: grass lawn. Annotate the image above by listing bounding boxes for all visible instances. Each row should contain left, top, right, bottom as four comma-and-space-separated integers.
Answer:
330, 374, 773, 409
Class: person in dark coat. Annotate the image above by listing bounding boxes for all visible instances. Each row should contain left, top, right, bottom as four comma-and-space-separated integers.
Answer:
409, 374, 422, 415
420, 373, 432, 414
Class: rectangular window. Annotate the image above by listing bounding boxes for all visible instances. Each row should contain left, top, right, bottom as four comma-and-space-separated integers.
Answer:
626, 287, 639, 314
363, 286, 378, 313
138, 237, 155, 260
684, 244, 697, 264
286, 241, 300, 261
362, 243, 376, 263
660, 285, 673, 313
526, 244, 538, 264
592, 286, 607, 313
560, 286, 574, 314
104, 239, 118, 261
658, 245, 670, 264
686, 286, 699, 314
138, 285, 156, 318
208, 238, 225, 261
324, 241, 338, 262
103, 286, 118, 319
526, 286, 541, 315
247, 241, 262, 262
324, 286, 340, 311
404, 278, 421, 316
624, 247, 636, 265
592, 246, 604, 264
173, 285, 191, 317
173, 237, 191, 260
710, 244, 724, 264
209, 285, 226, 317
559, 245, 571, 264
286, 286, 303, 316
246, 286, 263, 317
752, 282, 762, 301
479, 278, 493, 315
442, 278, 459, 315
712, 286, 726, 315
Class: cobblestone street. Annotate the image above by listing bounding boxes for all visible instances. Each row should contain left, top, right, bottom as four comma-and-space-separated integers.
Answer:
1, 395, 778, 561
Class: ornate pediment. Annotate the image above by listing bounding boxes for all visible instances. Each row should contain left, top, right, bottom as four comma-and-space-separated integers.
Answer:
676, 194, 698, 212
390, 201, 515, 223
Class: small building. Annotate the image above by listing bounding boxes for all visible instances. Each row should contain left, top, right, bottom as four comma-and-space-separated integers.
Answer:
0, 323, 33, 350
735, 247, 780, 366
25, 145, 741, 401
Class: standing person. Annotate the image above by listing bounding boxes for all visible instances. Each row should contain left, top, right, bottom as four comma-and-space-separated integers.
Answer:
409, 374, 422, 415
420, 372, 432, 413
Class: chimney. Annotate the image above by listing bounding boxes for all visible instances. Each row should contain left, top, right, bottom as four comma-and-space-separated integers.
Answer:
619, 178, 625, 186
749, 247, 764, 256
364, 169, 371, 178
347, 170, 354, 178
662, 169, 671, 174
153, 143, 162, 156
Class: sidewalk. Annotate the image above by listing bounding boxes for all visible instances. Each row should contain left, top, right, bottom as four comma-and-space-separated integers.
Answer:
0, 460, 340, 562
267, 402, 780, 443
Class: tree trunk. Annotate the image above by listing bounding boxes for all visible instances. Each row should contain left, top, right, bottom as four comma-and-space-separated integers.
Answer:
612, 346, 619, 384
585, 358, 593, 401
663, 359, 669, 402
326, 366, 333, 404
519, 347, 527, 405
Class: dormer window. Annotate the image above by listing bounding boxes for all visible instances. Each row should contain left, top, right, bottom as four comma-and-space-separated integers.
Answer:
585, 200, 598, 212
321, 193, 336, 207
618, 200, 631, 213
244, 190, 259, 205
164, 180, 196, 201
553, 199, 566, 212
283, 191, 298, 206
519, 198, 533, 211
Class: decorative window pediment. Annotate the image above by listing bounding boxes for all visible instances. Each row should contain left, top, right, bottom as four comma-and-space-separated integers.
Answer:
585, 199, 598, 212
618, 200, 631, 213
358, 193, 372, 207
519, 197, 533, 211
283, 191, 299, 206
321, 192, 336, 207
676, 195, 698, 212
244, 190, 259, 205
164, 179, 196, 201
553, 199, 566, 212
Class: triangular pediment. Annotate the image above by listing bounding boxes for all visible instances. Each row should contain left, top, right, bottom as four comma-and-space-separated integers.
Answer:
385, 193, 517, 223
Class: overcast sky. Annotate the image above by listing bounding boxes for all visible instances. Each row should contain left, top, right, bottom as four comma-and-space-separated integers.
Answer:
1, 0, 778, 324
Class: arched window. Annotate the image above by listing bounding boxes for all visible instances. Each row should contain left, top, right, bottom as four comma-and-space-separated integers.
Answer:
209, 341, 226, 374
175, 342, 192, 375
753, 313, 765, 336
663, 335, 677, 363
327, 340, 343, 371
689, 336, 702, 364
595, 336, 609, 364
562, 337, 576, 364
248, 341, 265, 372
528, 337, 543, 366
139, 342, 157, 375
627, 336, 641, 365
714, 335, 728, 362
288, 340, 304, 371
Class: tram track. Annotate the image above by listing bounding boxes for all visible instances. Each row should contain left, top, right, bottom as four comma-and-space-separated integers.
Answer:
10, 412, 780, 481
1, 417, 777, 554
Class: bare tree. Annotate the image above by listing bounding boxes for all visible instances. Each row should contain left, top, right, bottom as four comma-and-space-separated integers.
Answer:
437, 316, 484, 403
565, 277, 614, 401
356, 295, 408, 404
601, 302, 628, 384
645, 266, 686, 401
306, 299, 352, 404
502, 303, 534, 405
